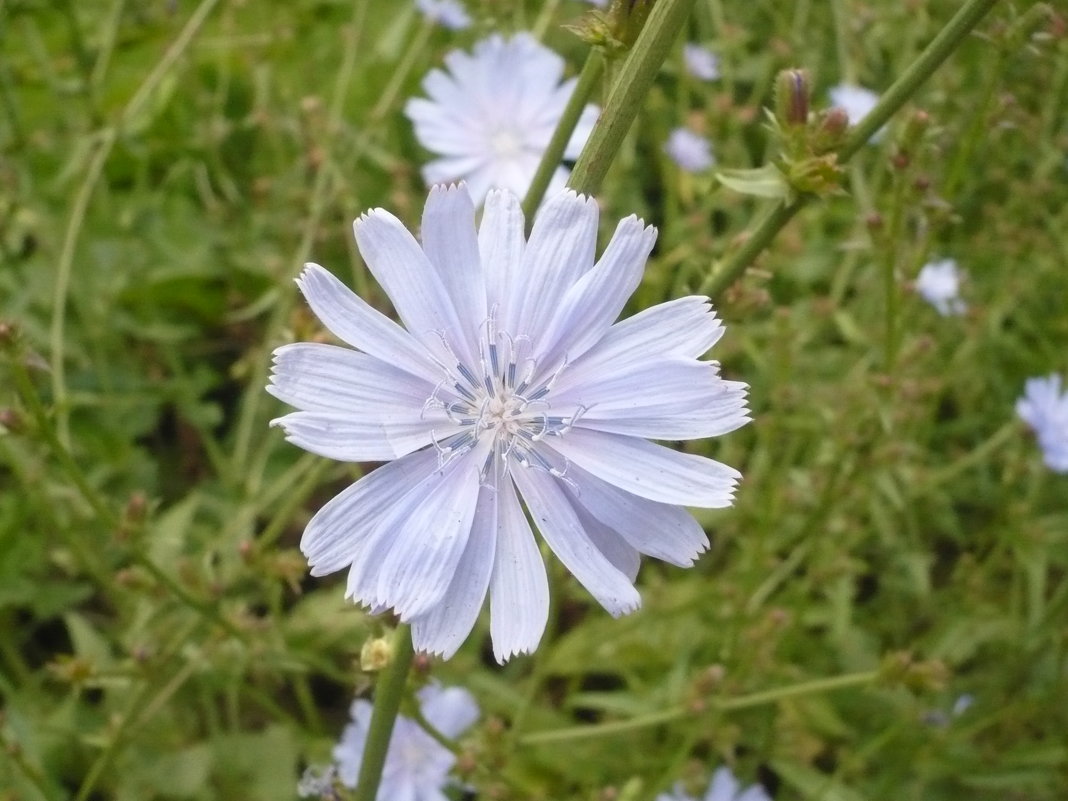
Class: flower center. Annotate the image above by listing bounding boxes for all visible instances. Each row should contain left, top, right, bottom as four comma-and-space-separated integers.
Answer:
424, 327, 585, 477
489, 128, 524, 160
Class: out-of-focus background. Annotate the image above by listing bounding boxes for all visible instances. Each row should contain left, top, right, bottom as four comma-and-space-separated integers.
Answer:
1, 1, 1066, 799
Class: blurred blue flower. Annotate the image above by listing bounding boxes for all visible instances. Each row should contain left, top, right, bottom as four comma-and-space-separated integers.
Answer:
1017, 375, 1068, 472
333, 682, 479, 796
684, 44, 720, 81
415, 0, 471, 30
404, 34, 599, 206
665, 127, 715, 172
658, 766, 772, 801
915, 258, 966, 316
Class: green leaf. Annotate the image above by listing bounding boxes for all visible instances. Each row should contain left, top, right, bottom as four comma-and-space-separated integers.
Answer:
716, 164, 792, 200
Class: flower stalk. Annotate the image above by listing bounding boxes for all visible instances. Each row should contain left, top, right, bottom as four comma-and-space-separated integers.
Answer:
522, 50, 605, 220
567, 0, 697, 196
699, 0, 1002, 299
352, 624, 416, 801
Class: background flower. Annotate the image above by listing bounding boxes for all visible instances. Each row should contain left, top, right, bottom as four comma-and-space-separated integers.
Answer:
269, 185, 749, 662
665, 127, 715, 172
684, 43, 720, 81
1016, 375, 1068, 472
333, 682, 479, 795
404, 34, 599, 205
657, 766, 772, 801
415, 0, 471, 30
915, 258, 966, 315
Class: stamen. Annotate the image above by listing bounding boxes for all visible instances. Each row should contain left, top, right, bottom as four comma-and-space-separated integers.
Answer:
456, 362, 480, 390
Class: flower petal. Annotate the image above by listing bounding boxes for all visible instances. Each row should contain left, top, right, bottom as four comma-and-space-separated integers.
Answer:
553, 359, 720, 416
489, 477, 549, 663
416, 683, 480, 739
573, 501, 641, 581
300, 447, 443, 576
564, 462, 709, 566
565, 296, 725, 383
548, 429, 740, 508
295, 264, 440, 384
478, 189, 526, 324
422, 154, 490, 187
505, 190, 599, 348
267, 342, 434, 413
411, 484, 497, 660
564, 102, 599, 160
576, 379, 750, 441
270, 409, 450, 463
367, 441, 488, 620
420, 184, 487, 348
353, 209, 476, 367
535, 215, 657, 370
512, 464, 641, 617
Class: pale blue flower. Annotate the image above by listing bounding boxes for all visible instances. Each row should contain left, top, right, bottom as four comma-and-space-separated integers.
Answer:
268, 185, 749, 661
829, 83, 882, 141
658, 766, 772, 801
683, 44, 720, 81
404, 34, 599, 206
665, 127, 715, 172
915, 258, 966, 316
415, 0, 471, 30
1016, 375, 1068, 473
333, 682, 479, 796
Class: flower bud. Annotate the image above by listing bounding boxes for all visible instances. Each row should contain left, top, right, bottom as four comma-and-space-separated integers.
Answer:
775, 69, 809, 127
811, 106, 850, 152
0, 320, 17, 350
0, 408, 22, 433
360, 636, 393, 672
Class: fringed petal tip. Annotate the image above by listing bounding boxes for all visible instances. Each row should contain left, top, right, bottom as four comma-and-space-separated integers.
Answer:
428, 180, 469, 195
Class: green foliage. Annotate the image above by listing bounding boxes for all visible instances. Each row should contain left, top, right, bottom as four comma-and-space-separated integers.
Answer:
1, 0, 1066, 799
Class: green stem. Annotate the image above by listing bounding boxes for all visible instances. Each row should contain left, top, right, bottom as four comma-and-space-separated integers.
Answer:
522, 51, 604, 221
699, 0, 1001, 299
520, 670, 878, 745
567, 0, 697, 196
49, 0, 222, 446
353, 625, 416, 801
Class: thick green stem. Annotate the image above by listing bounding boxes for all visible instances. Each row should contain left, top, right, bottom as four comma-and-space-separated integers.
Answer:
566, 0, 697, 196
522, 51, 604, 220
353, 625, 416, 801
699, 0, 1001, 299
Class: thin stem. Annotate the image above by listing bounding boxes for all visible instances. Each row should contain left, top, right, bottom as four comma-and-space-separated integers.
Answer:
567, 0, 697, 196
353, 625, 416, 801
232, 0, 367, 477
699, 0, 1001, 299
520, 670, 878, 745
49, 0, 222, 446
522, 51, 604, 220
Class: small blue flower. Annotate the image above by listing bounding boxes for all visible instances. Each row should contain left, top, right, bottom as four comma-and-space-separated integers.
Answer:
665, 127, 715, 172
915, 259, 966, 316
415, 0, 471, 30
333, 682, 479, 796
658, 766, 772, 801
1017, 375, 1068, 473
684, 44, 720, 81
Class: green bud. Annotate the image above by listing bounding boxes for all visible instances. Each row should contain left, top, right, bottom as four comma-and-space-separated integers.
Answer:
899, 108, 930, 151
774, 69, 810, 127
811, 107, 850, 153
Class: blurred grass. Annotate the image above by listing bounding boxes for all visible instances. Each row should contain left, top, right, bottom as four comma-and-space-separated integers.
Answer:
1, 0, 1067, 799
